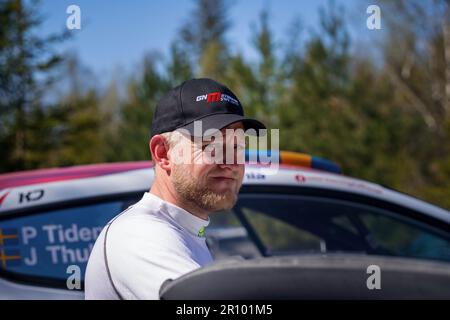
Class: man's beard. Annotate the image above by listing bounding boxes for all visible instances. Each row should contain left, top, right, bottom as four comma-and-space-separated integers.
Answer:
172, 165, 239, 212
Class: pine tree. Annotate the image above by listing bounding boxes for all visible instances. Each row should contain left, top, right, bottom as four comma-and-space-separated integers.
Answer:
0, 0, 67, 172
116, 55, 170, 161
178, 0, 230, 80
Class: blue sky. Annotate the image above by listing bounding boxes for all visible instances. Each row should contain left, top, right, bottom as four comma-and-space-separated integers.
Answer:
37, 0, 376, 84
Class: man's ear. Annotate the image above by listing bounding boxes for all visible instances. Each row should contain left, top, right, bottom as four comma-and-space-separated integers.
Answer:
149, 135, 171, 172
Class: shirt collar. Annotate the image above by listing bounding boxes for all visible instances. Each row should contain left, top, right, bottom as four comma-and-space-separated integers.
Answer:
140, 192, 210, 238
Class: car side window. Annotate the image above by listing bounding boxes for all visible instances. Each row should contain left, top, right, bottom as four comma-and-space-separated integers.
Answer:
207, 210, 262, 259
0, 199, 136, 287
359, 213, 450, 261
232, 194, 450, 262
240, 206, 324, 255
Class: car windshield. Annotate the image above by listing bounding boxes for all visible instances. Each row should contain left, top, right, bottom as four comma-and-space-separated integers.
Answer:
208, 193, 450, 262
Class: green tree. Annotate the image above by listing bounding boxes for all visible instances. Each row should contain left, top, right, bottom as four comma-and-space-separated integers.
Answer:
53, 90, 105, 166
376, 0, 450, 206
166, 42, 193, 86
178, 0, 230, 80
224, 9, 282, 130
0, 0, 67, 172
116, 55, 170, 161
279, 1, 353, 161
25, 56, 107, 168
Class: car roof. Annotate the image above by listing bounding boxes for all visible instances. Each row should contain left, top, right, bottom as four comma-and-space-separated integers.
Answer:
0, 161, 153, 189
0, 161, 448, 223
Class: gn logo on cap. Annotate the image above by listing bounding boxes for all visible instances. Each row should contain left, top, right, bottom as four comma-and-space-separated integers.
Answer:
196, 92, 221, 103
196, 92, 240, 106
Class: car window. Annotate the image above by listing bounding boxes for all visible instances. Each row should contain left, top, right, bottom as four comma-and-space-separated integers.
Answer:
207, 210, 261, 259
240, 206, 324, 255
358, 213, 450, 261
231, 194, 450, 262
0, 199, 136, 286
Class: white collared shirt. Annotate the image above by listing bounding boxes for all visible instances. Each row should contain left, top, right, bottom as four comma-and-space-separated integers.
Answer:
85, 192, 213, 300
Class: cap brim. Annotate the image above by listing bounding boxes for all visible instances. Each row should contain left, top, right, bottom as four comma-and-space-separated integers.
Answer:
179, 113, 267, 137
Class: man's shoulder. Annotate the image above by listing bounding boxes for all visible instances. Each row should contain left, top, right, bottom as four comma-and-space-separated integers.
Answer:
106, 204, 186, 248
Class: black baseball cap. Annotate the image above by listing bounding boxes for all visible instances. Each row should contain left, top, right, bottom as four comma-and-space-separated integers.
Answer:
151, 78, 266, 137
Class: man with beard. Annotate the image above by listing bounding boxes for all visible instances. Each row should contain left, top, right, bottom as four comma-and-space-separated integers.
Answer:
85, 78, 266, 299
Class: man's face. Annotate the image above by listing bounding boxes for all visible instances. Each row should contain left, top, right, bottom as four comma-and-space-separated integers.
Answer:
170, 122, 245, 212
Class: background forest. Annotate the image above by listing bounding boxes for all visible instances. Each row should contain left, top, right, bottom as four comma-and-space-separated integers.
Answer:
1, 0, 449, 209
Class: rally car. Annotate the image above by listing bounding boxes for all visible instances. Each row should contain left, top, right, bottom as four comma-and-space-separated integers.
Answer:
0, 151, 449, 299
